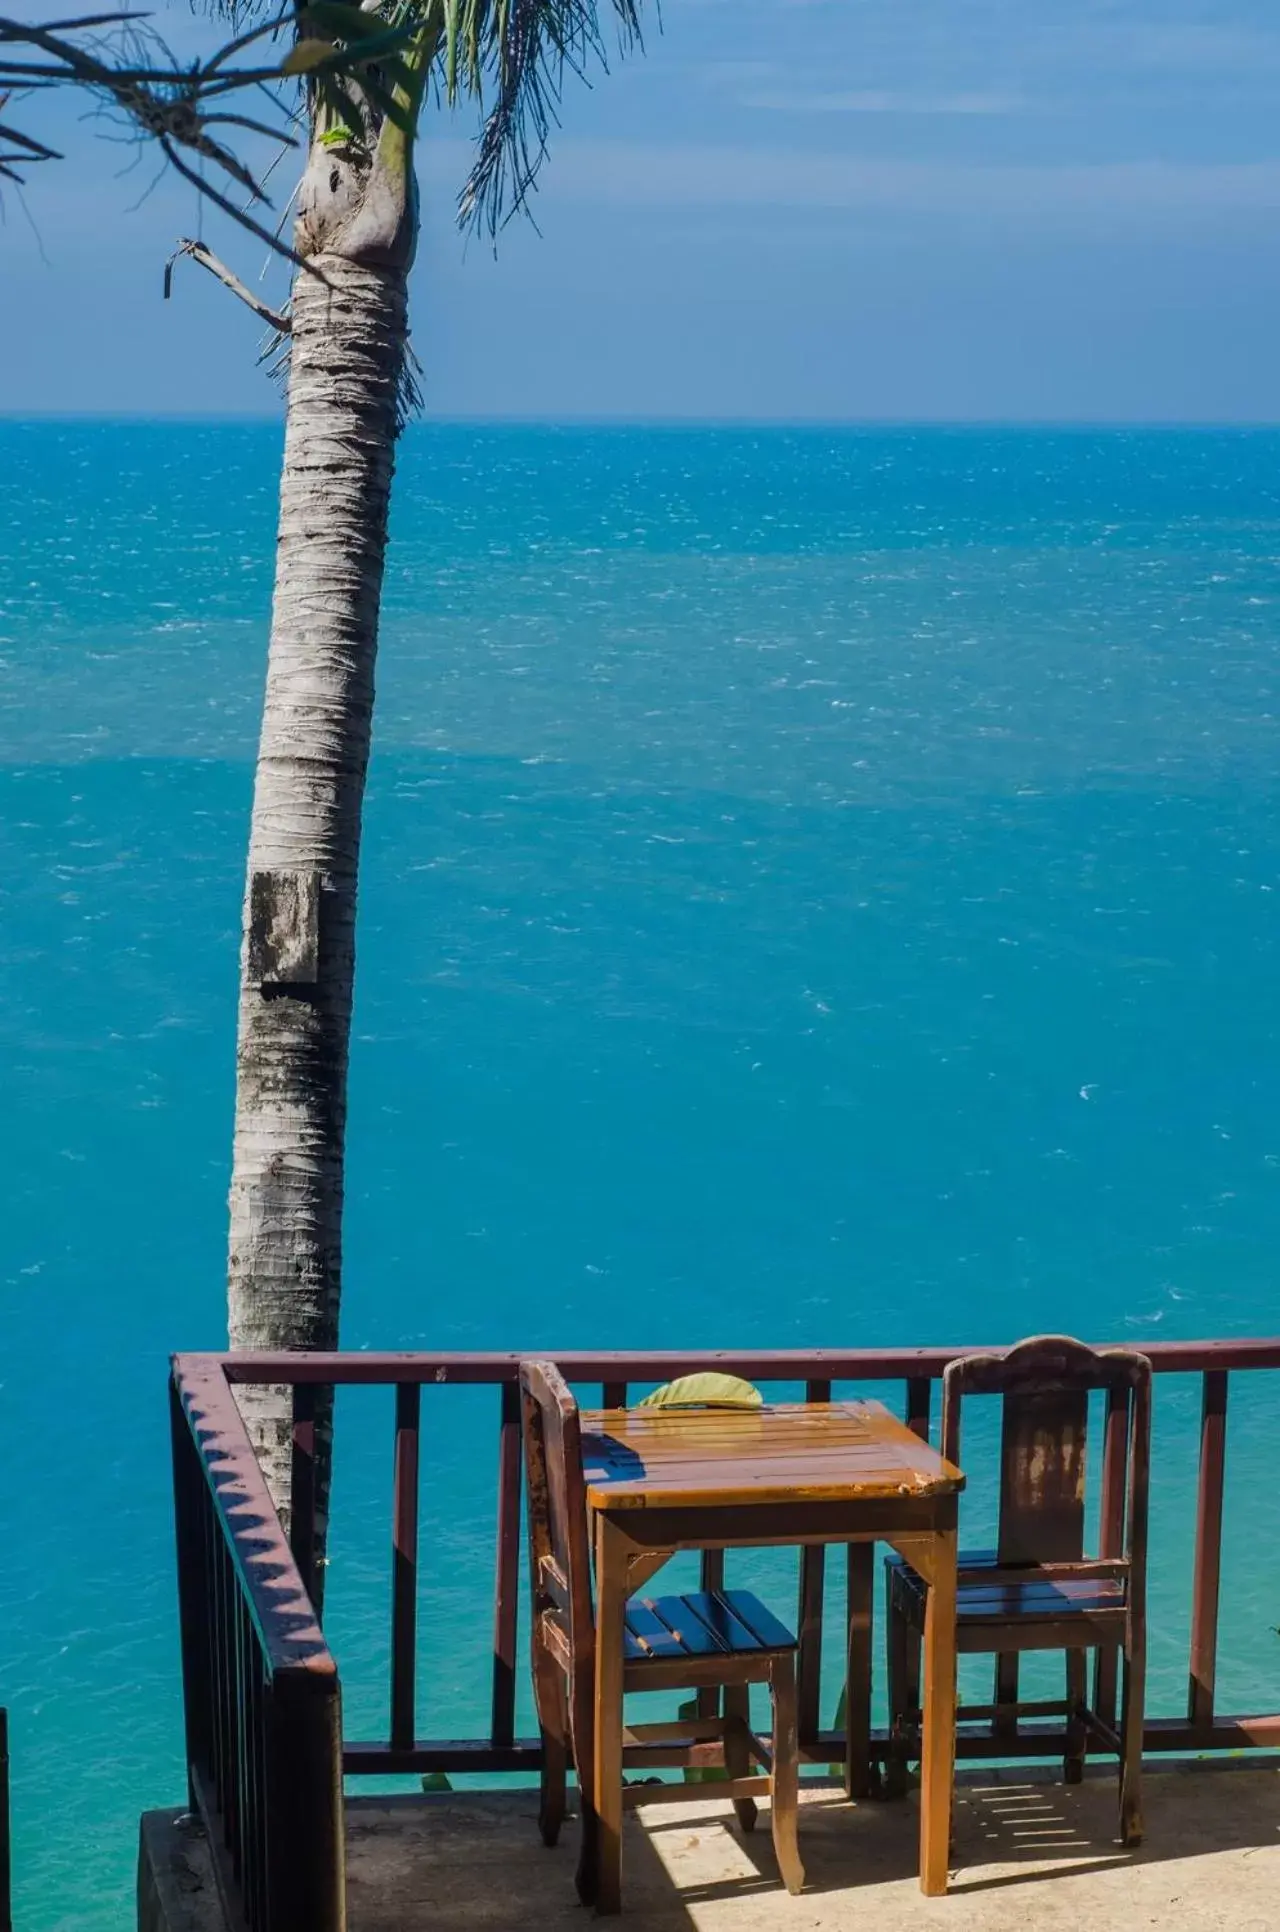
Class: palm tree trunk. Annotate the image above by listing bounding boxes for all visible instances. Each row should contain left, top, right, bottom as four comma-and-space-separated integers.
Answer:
218, 0, 638, 1589
228, 250, 408, 1546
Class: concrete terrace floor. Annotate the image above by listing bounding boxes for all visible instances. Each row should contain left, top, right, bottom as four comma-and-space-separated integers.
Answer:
341, 1766, 1280, 1932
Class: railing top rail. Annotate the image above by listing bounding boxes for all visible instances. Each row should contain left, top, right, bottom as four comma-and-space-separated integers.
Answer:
172, 1356, 336, 1683
173, 1336, 1280, 1389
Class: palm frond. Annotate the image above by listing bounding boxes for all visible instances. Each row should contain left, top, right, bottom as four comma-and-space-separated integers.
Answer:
0, 9, 410, 250
2, 0, 644, 254
446, 0, 645, 237
175, 0, 648, 241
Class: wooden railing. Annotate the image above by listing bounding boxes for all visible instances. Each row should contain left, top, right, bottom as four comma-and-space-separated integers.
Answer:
170, 1360, 344, 1932
170, 1339, 1280, 1931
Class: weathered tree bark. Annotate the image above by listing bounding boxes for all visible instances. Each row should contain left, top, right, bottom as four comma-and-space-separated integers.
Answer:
228, 113, 417, 1559
222, 4, 636, 1577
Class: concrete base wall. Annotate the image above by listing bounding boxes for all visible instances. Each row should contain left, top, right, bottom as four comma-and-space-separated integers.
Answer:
137, 1811, 226, 1932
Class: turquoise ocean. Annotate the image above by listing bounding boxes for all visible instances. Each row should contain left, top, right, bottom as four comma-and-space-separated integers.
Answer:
3, 422, 1280, 1927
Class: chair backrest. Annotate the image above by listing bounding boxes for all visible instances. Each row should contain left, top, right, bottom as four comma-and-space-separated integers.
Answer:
941, 1334, 1152, 1569
519, 1360, 595, 1664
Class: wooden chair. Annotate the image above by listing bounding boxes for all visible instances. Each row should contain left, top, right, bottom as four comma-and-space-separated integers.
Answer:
884, 1334, 1151, 1845
519, 1359, 805, 1906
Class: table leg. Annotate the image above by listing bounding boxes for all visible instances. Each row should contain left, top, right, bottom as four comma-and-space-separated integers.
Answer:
593, 1512, 628, 1915
918, 1526, 958, 1896
845, 1542, 874, 1800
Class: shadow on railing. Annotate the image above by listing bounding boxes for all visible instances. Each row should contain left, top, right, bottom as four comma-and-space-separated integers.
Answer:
169, 1339, 1280, 1932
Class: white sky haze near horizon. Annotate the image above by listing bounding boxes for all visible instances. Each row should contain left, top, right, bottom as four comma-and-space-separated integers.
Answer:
3, 0, 1280, 419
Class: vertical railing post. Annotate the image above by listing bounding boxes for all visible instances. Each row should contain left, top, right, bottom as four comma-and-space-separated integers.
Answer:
290, 1384, 318, 1608
1189, 1369, 1229, 1728
491, 1382, 522, 1749
1092, 1383, 1129, 1725
219, 1536, 243, 1878
391, 1383, 421, 1754
170, 1375, 213, 1811
0, 1709, 11, 1932
211, 1532, 232, 1840
245, 1641, 267, 1932
797, 1379, 832, 1747
266, 1670, 346, 1932
905, 1377, 932, 1442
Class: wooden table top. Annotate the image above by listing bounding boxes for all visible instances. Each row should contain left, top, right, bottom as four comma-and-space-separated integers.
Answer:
581, 1400, 965, 1511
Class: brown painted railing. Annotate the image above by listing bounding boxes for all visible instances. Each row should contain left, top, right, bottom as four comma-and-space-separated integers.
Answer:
170, 1360, 344, 1932
170, 1339, 1280, 1930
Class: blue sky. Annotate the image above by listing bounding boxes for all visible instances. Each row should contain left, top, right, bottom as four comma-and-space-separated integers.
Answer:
4, 0, 1280, 418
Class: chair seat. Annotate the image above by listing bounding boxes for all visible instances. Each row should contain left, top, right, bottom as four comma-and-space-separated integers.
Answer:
623, 1589, 796, 1662
888, 1548, 1127, 1622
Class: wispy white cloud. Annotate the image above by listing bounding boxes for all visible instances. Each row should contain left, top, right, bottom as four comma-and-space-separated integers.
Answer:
695, 7, 1280, 121
490, 140, 1280, 223
740, 89, 1026, 116
1097, 21, 1280, 75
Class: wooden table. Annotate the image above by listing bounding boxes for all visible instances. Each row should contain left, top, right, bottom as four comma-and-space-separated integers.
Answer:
581, 1399, 964, 1909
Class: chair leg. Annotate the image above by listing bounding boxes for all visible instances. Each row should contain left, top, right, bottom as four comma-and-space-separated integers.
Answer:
540, 1722, 568, 1847
845, 1542, 875, 1800
532, 1648, 569, 1846
884, 1586, 911, 1800
905, 1614, 922, 1741
722, 1682, 759, 1833
1118, 1635, 1145, 1848
1093, 1641, 1118, 1730
575, 1800, 600, 1906
768, 1654, 805, 1895
567, 1659, 599, 1903
1064, 1650, 1088, 1786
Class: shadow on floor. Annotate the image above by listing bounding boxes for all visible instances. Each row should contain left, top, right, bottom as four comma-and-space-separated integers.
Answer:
343, 1765, 1280, 1929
